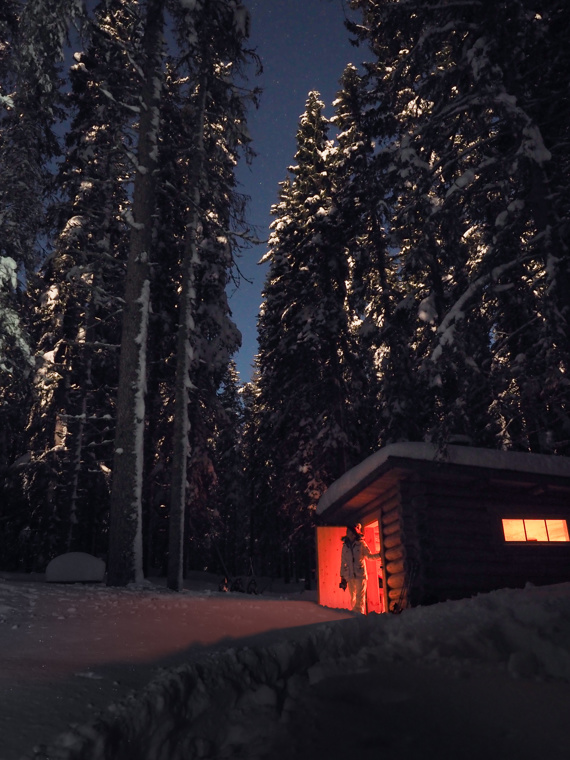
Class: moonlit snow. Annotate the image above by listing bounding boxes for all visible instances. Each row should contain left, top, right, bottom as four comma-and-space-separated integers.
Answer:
1, 572, 569, 759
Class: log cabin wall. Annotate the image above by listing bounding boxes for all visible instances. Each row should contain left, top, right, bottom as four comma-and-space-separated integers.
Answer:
395, 464, 570, 606
485, 478, 570, 589
375, 481, 404, 612
394, 475, 427, 608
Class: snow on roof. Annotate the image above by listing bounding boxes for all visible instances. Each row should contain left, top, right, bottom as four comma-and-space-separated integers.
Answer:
317, 442, 570, 516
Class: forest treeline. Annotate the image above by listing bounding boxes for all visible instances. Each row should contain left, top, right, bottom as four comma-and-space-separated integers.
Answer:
1, 0, 568, 586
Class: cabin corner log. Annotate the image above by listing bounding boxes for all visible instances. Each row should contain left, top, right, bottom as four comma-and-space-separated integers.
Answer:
382, 506, 401, 527
383, 519, 402, 537
386, 559, 405, 575
386, 571, 406, 590
384, 546, 405, 561
383, 532, 404, 550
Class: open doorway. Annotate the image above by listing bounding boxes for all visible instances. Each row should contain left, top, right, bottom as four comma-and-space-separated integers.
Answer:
363, 520, 384, 614
316, 521, 386, 614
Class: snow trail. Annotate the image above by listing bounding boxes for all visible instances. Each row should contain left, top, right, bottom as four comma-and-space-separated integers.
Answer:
1, 574, 569, 759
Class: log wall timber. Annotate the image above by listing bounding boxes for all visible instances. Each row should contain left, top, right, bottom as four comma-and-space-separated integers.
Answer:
401, 477, 429, 607
426, 525, 493, 548
380, 477, 427, 609
388, 587, 406, 603
404, 471, 570, 604
386, 572, 406, 590
423, 482, 568, 513
376, 481, 408, 610
386, 559, 405, 575
383, 533, 404, 550
383, 520, 401, 537
377, 484, 400, 516
382, 506, 400, 527
384, 546, 405, 561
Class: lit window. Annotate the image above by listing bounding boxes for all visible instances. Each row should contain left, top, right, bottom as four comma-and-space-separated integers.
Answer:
546, 521, 570, 542
502, 519, 570, 543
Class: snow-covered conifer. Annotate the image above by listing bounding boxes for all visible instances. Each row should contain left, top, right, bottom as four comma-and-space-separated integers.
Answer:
253, 91, 369, 575
21, 0, 142, 566
349, 0, 570, 453
207, 361, 249, 577
0, 0, 84, 275
330, 63, 425, 447
163, 0, 255, 590
0, 0, 87, 567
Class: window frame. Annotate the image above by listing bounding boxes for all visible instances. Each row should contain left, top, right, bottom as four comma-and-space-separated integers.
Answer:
502, 517, 570, 544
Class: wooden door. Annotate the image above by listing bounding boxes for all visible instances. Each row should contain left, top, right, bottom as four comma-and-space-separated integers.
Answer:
316, 526, 352, 611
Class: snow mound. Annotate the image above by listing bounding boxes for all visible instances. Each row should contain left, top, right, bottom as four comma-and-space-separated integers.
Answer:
45, 553, 106, 583
40, 582, 570, 760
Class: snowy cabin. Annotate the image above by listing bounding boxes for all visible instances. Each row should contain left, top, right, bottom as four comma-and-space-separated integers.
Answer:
315, 443, 570, 614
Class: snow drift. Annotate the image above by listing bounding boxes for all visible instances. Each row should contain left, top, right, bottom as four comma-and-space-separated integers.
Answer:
30, 581, 570, 760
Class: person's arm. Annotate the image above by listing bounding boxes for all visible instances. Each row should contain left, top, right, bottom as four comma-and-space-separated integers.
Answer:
362, 541, 382, 563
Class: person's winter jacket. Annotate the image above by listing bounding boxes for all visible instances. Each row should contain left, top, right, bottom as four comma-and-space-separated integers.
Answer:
340, 536, 381, 580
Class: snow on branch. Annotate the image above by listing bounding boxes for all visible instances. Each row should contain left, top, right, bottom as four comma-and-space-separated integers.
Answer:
493, 90, 552, 165
121, 207, 145, 230
98, 86, 141, 114
0, 93, 14, 109
0, 257, 32, 372
233, 5, 251, 38
124, 149, 149, 175
431, 254, 535, 362
445, 168, 476, 198
0, 257, 17, 291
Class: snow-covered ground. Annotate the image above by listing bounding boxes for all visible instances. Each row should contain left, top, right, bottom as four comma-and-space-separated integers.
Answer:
1, 572, 570, 760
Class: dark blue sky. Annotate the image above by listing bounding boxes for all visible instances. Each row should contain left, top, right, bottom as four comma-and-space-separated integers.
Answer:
230, 0, 359, 382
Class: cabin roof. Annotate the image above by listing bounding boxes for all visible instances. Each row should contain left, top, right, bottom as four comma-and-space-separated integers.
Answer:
317, 443, 570, 521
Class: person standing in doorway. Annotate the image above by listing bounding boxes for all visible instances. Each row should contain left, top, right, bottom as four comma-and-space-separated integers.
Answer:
339, 523, 382, 614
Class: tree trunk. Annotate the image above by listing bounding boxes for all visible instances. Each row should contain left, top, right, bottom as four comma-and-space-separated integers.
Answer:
167, 71, 209, 592
107, 0, 164, 586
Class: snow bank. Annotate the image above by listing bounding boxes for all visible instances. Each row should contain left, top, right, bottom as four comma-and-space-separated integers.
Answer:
45, 553, 106, 584
41, 582, 570, 760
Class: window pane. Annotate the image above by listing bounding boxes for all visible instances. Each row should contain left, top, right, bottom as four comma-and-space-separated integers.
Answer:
524, 520, 548, 542
502, 519, 525, 541
546, 520, 570, 542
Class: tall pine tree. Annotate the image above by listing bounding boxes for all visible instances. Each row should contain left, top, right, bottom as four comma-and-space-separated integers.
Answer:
253, 91, 367, 579
165, 0, 254, 590
0, 0, 86, 568
22, 0, 140, 567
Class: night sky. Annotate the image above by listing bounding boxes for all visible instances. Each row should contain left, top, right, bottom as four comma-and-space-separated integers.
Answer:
231, 0, 359, 382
